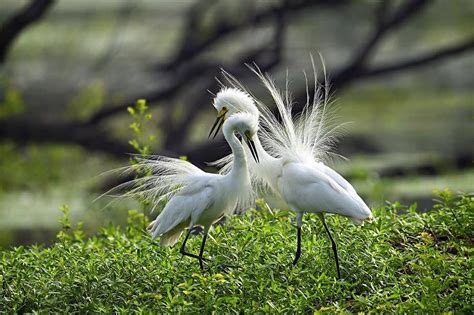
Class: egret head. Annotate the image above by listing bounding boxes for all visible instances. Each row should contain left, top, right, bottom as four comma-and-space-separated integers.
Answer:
223, 112, 260, 163
209, 87, 259, 139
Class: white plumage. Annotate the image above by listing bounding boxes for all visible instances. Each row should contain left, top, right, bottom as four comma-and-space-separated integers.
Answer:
209, 61, 373, 278
116, 111, 259, 269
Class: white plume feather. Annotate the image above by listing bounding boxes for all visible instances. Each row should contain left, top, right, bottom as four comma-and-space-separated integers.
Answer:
103, 155, 205, 212
250, 56, 345, 164
212, 56, 345, 177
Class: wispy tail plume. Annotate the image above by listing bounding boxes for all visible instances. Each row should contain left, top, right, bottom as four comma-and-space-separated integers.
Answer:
99, 155, 204, 213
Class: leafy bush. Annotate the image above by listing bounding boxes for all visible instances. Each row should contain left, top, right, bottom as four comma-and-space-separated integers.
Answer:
0, 191, 472, 312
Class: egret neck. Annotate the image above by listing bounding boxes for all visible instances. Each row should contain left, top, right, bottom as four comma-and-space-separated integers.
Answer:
223, 124, 249, 181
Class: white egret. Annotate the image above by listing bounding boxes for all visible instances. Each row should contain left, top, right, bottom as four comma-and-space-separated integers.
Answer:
119, 111, 259, 270
209, 87, 289, 210
209, 65, 373, 279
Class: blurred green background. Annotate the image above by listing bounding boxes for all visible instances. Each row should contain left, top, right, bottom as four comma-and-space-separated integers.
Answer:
0, 0, 472, 247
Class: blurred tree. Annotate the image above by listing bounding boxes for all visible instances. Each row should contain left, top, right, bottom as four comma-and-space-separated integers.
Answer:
0, 0, 55, 63
0, 0, 473, 167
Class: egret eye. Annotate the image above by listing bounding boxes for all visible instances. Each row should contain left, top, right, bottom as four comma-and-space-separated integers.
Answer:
244, 130, 251, 140
219, 107, 228, 118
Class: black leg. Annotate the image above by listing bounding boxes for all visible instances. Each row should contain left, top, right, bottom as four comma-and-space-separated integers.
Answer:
180, 227, 208, 270
293, 226, 301, 265
319, 214, 341, 279
198, 232, 208, 270
292, 212, 303, 265
180, 228, 200, 260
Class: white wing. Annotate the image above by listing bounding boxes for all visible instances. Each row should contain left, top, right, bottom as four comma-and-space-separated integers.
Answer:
279, 161, 371, 221
106, 155, 205, 212
315, 162, 357, 195
150, 179, 215, 240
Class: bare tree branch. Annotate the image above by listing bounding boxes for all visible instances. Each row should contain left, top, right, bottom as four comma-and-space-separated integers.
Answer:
359, 37, 474, 79
171, 0, 216, 68
159, 0, 344, 71
0, 0, 55, 64
0, 118, 179, 158
0, 118, 130, 156
163, 51, 281, 150
374, 0, 391, 28
86, 0, 429, 128
291, 37, 474, 114
1, 0, 472, 169
164, 3, 288, 149
86, 0, 297, 126
338, 0, 432, 83
85, 62, 216, 126
91, 1, 136, 72
291, 0, 434, 113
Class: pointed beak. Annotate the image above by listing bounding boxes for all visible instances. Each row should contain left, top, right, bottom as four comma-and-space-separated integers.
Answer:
246, 138, 260, 163
208, 110, 227, 139
208, 115, 224, 139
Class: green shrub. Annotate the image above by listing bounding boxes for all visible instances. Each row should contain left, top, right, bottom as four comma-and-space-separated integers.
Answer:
0, 191, 472, 312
